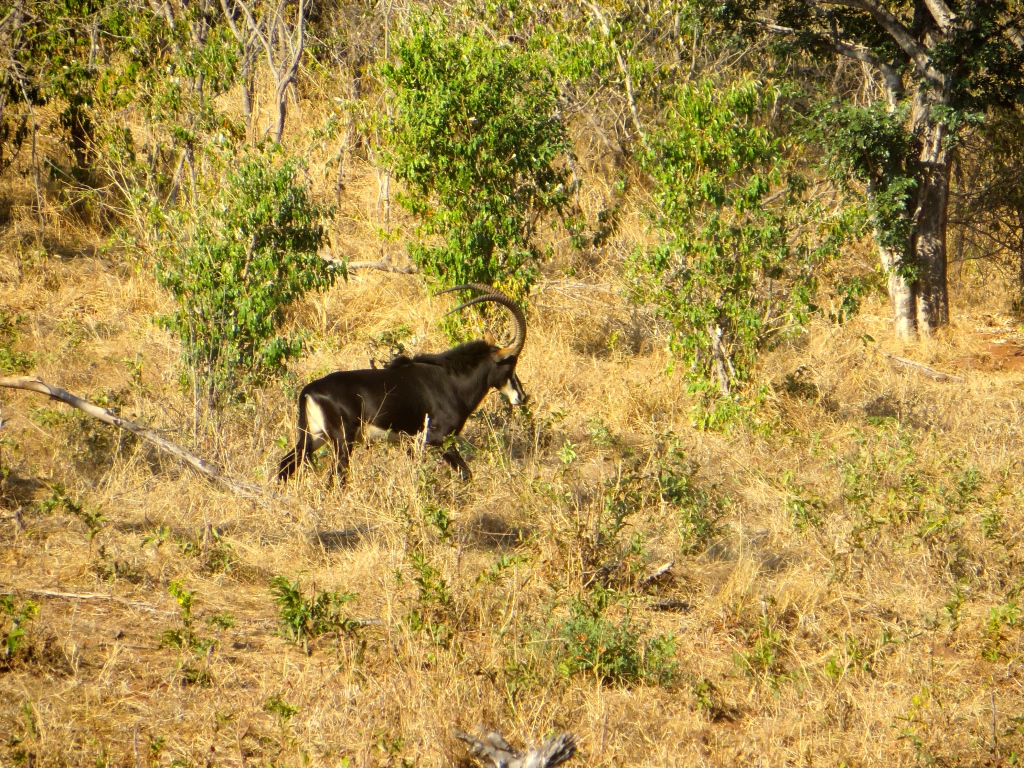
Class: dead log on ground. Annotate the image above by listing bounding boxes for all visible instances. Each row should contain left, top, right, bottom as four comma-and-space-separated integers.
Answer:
881, 352, 965, 382
0, 376, 306, 515
453, 729, 577, 768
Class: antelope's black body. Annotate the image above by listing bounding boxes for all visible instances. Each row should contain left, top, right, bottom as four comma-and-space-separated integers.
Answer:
277, 286, 527, 484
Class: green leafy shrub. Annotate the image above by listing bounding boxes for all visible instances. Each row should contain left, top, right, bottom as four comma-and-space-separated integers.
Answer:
405, 549, 456, 647
657, 450, 729, 554
269, 575, 357, 652
156, 152, 339, 406
382, 21, 574, 296
556, 586, 676, 686
631, 78, 850, 395
1, 596, 39, 664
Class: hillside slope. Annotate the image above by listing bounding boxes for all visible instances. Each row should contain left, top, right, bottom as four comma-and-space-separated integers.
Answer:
2, 165, 1024, 767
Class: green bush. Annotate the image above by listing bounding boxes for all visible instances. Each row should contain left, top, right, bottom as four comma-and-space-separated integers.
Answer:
556, 586, 676, 686
382, 21, 574, 297
269, 575, 357, 652
631, 78, 853, 395
1, 596, 39, 663
156, 152, 339, 406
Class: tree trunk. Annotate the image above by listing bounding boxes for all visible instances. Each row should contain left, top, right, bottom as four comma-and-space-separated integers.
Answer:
878, 243, 918, 340
911, 117, 951, 333
272, 81, 287, 144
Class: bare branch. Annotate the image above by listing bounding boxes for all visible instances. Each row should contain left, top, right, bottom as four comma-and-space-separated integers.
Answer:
757, 20, 903, 99
2, 589, 175, 615
345, 260, 418, 274
581, 0, 645, 142
922, 0, 956, 32
815, 0, 946, 87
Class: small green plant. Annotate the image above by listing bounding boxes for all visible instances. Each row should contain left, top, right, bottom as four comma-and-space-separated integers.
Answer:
421, 502, 453, 541
476, 553, 529, 586
269, 575, 357, 652
405, 549, 455, 647
1, 595, 39, 663
92, 546, 147, 584
160, 581, 231, 686
601, 470, 648, 542
943, 585, 967, 630
658, 453, 729, 554
783, 473, 826, 530
980, 505, 1003, 539
734, 614, 789, 689
983, 601, 1021, 661
39, 484, 105, 542
156, 151, 338, 407
263, 693, 298, 723
0, 312, 36, 374
823, 633, 895, 679
556, 585, 676, 686
558, 440, 578, 466
689, 676, 736, 720
148, 736, 166, 762
161, 581, 215, 653
587, 417, 618, 448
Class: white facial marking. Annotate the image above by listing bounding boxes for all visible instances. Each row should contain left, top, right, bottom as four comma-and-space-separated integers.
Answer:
304, 398, 328, 450
499, 378, 522, 405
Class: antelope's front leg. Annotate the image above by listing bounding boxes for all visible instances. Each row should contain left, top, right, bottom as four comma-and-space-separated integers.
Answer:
424, 418, 472, 480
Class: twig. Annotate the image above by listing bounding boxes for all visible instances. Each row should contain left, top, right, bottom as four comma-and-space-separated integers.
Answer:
639, 561, 674, 588
880, 352, 965, 382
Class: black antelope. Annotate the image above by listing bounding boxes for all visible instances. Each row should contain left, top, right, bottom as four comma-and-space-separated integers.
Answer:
277, 284, 527, 484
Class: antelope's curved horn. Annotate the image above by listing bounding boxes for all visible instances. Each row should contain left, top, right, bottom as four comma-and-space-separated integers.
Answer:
437, 284, 527, 359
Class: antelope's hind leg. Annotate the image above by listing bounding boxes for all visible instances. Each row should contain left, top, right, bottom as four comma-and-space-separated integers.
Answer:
323, 416, 358, 486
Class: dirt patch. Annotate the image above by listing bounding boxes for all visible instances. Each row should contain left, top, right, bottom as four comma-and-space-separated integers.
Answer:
958, 332, 1024, 372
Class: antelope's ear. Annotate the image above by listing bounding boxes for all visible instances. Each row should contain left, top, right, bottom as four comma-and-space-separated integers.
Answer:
484, 329, 496, 346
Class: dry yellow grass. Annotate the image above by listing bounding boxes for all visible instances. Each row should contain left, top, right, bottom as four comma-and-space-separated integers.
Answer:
2, 149, 1024, 768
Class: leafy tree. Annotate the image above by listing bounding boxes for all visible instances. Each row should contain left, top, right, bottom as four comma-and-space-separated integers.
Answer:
156, 152, 338, 407
381, 21, 574, 297
712, 0, 1024, 339
0, 0, 244, 219
630, 77, 849, 394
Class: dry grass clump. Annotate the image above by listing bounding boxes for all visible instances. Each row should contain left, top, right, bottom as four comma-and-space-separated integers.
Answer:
2, 166, 1024, 768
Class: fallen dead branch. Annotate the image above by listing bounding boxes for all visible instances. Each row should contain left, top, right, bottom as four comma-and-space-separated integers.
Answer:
0, 376, 306, 516
347, 260, 418, 274
453, 729, 577, 768
319, 249, 419, 274
880, 352, 965, 382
